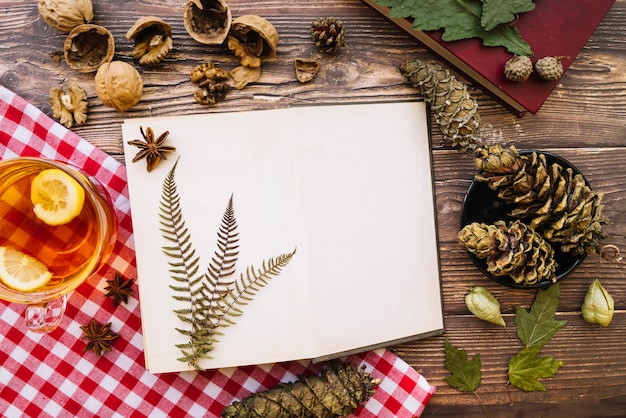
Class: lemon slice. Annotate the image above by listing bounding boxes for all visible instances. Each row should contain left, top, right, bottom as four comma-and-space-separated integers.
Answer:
0, 246, 53, 292
30, 168, 85, 226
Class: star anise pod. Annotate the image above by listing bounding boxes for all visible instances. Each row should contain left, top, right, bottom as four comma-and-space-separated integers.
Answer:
104, 272, 134, 306
127, 126, 176, 172
80, 319, 120, 357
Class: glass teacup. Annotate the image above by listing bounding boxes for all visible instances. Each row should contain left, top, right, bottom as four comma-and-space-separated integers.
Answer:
0, 157, 117, 332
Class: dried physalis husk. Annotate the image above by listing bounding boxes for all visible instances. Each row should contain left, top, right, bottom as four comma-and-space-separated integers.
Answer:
49, 83, 88, 128
582, 279, 614, 327
95, 61, 143, 112
228, 15, 279, 68
125, 16, 173, 66
64, 24, 115, 73
465, 286, 506, 327
230, 65, 261, 90
294, 58, 320, 83
183, 0, 231, 45
38, 0, 93, 33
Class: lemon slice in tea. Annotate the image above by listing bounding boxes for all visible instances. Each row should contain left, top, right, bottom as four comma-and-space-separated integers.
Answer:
0, 246, 53, 292
30, 168, 85, 226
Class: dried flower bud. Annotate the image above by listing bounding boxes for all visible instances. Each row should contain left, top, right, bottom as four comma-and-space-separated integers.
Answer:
504, 55, 533, 82
465, 286, 506, 327
95, 61, 143, 112
49, 83, 88, 128
582, 279, 614, 327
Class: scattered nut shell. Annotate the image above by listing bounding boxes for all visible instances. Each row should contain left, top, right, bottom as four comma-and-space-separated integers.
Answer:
64, 24, 115, 73
38, 0, 93, 33
230, 15, 279, 59
125, 16, 173, 66
294, 58, 320, 83
183, 0, 231, 45
95, 61, 143, 112
230, 65, 261, 90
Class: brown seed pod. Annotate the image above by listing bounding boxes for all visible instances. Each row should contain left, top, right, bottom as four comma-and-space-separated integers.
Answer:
95, 61, 143, 112
38, 0, 93, 33
183, 0, 231, 45
229, 15, 279, 62
125, 16, 173, 66
64, 24, 115, 73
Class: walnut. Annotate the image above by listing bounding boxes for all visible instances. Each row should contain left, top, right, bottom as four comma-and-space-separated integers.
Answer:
49, 83, 88, 128
189, 62, 232, 105
183, 0, 231, 45
125, 16, 173, 66
294, 58, 320, 83
64, 24, 115, 73
230, 65, 261, 90
38, 0, 93, 33
228, 15, 279, 67
95, 61, 143, 112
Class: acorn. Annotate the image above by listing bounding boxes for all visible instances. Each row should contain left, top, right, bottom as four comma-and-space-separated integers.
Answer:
535, 56, 568, 81
504, 55, 533, 82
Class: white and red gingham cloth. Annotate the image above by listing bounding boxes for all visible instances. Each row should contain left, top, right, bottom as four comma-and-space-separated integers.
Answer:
0, 85, 435, 417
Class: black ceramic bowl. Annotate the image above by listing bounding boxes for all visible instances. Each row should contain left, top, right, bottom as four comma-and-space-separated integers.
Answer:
460, 151, 586, 289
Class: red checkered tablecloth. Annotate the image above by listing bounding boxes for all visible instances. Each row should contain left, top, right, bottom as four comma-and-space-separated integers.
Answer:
0, 86, 435, 417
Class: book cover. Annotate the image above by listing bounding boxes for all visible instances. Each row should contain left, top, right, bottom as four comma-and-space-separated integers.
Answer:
363, 0, 616, 116
122, 101, 444, 373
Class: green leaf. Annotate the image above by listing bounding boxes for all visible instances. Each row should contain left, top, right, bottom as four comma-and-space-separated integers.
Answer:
508, 346, 565, 391
480, 0, 535, 31
443, 338, 481, 392
375, 0, 532, 56
515, 283, 568, 349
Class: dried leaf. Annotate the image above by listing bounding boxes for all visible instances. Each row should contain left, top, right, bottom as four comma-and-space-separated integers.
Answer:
443, 338, 481, 392
514, 283, 567, 349
507, 346, 565, 391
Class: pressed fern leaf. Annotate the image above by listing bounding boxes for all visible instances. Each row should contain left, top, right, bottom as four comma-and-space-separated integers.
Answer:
160, 159, 215, 369
159, 158, 296, 371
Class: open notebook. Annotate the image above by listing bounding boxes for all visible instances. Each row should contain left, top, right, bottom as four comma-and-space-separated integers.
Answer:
122, 101, 444, 373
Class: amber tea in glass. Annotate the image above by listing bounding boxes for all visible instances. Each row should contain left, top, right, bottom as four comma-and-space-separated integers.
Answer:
0, 158, 117, 332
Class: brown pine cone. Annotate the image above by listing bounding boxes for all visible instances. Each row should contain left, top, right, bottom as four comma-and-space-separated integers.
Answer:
310, 17, 346, 53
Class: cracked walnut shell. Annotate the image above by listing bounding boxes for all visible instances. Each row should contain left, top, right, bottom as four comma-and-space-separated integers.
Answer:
64, 24, 115, 73
183, 0, 231, 45
228, 15, 279, 67
38, 0, 93, 33
95, 61, 143, 112
126, 16, 173, 66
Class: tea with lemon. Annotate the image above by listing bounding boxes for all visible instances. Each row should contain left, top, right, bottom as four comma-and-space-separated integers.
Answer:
0, 159, 116, 296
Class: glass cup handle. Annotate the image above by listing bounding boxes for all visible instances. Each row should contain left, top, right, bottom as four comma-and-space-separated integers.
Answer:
24, 295, 67, 333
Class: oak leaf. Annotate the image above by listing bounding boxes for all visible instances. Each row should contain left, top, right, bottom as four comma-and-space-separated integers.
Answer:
375, 0, 533, 56
480, 0, 535, 31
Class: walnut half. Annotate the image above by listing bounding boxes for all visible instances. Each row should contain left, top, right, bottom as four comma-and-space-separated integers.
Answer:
49, 83, 88, 128
125, 16, 173, 66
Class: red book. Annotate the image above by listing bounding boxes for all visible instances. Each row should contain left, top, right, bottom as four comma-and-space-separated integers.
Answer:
362, 0, 616, 116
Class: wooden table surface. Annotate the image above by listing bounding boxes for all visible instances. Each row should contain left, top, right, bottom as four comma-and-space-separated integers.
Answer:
2, 0, 626, 416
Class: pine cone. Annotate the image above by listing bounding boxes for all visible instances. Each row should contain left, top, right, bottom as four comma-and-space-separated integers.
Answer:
474, 144, 608, 255
222, 362, 379, 418
459, 220, 557, 286
400, 60, 481, 152
310, 17, 346, 53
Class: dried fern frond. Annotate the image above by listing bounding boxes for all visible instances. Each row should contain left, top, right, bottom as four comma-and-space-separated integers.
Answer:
160, 159, 296, 370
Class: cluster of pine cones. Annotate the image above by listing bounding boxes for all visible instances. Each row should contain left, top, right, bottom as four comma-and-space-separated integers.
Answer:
400, 59, 609, 286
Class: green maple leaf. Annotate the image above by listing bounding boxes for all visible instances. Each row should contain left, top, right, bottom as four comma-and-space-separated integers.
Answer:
480, 0, 535, 31
508, 346, 565, 391
443, 338, 481, 392
515, 283, 568, 349
375, 0, 533, 56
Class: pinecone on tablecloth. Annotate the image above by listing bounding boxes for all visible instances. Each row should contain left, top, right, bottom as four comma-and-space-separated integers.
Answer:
474, 144, 608, 255
400, 60, 481, 152
459, 220, 557, 286
310, 17, 346, 53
